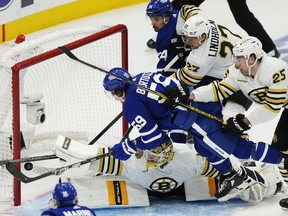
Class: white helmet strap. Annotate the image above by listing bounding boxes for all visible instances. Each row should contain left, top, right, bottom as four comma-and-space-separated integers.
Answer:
245, 55, 258, 77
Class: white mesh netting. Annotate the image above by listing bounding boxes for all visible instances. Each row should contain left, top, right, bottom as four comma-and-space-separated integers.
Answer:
0, 25, 127, 204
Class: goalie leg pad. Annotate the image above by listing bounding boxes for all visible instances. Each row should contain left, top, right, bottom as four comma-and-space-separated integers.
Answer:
239, 163, 288, 203
239, 181, 267, 203
219, 166, 268, 202
259, 163, 288, 197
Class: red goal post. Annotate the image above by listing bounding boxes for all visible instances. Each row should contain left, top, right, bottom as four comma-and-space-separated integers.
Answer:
0, 24, 128, 206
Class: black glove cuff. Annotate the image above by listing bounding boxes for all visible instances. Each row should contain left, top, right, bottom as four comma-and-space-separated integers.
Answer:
235, 114, 250, 130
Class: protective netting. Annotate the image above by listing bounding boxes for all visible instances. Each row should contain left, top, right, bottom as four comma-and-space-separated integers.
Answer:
0, 25, 127, 205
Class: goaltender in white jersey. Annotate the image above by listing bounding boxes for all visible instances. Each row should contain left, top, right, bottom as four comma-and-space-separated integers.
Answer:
54, 135, 286, 204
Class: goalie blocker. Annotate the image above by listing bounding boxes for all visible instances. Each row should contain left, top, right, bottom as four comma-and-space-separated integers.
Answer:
53, 135, 287, 205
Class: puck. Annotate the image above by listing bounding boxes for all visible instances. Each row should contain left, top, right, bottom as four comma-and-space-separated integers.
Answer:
24, 162, 33, 171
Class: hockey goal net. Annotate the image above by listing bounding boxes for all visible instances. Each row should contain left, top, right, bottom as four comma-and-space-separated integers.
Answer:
0, 24, 128, 206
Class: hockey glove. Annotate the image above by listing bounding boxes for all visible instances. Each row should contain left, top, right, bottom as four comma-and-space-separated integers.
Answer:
222, 114, 251, 136
159, 85, 190, 108
110, 138, 137, 160
171, 35, 191, 60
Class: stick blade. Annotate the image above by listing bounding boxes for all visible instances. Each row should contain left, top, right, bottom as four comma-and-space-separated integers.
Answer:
5, 162, 30, 183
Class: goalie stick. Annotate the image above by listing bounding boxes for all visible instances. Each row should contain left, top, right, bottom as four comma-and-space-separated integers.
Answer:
31, 125, 134, 176
0, 111, 123, 166
5, 152, 112, 183
58, 46, 223, 123
6, 124, 133, 183
0, 154, 58, 166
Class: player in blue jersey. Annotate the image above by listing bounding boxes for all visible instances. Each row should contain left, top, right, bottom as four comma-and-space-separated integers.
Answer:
102, 67, 283, 201
41, 182, 96, 216
146, 0, 194, 76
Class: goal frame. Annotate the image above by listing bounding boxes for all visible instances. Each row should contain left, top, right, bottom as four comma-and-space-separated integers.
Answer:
9, 24, 128, 206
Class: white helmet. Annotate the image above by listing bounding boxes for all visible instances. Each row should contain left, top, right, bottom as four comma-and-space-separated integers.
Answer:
182, 15, 210, 38
233, 36, 265, 60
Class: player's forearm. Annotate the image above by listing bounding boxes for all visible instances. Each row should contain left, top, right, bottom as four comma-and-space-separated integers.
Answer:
190, 84, 218, 102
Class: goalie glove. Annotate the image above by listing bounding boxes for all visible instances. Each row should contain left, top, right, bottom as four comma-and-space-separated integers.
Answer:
110, 138, 137, 160
222, 114, 251, 136
159, 84, 190, 108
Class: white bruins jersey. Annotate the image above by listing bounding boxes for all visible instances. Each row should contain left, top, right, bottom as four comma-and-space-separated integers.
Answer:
193, 55, 288, 125
90, 144, 219, 194
175, 19, 242, 87
176, 5, 203, 35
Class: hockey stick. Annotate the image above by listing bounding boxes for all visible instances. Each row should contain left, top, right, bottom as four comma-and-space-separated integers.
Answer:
58, 46, 223, 123
5, 152, 112, 183
6, 124, 133, 183
162, 55, 179, 73
88, 110, 123, 145
0, 111, 123, 166
31, 124, 134, 176
0, 154, 58, 166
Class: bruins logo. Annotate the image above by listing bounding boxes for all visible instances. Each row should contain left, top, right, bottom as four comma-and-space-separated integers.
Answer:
248, 87, 268, 103
149, 177, 178, 193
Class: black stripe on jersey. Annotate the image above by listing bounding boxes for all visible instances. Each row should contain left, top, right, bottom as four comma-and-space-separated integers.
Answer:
217, 24, 242, 39
267, 89, 286, 101
97, 147, 123, 175
200, 160, 220, 178
264, 90, 286, 112
177, 68, 203, 86
218, 82, 238, 99
115, 159, 122, 175
265, 95, 286, 105
180, 5, 202, 21
263, 102, 282, 113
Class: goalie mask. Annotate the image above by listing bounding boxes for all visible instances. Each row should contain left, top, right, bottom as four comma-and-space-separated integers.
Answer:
144, 141, 175, 172
52, 182, 78, 207
103, 67, 132, 102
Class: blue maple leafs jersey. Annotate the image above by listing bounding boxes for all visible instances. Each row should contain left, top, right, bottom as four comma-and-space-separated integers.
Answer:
41, 205, 96, 216
122, 71, 282, 175
156, 10, 185, 75
124, 72, 196, 149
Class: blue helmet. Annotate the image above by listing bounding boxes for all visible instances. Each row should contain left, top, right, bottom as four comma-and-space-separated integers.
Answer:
146, 0, 173, 17
103, 67, 132, 92
53, 182, 78, 207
